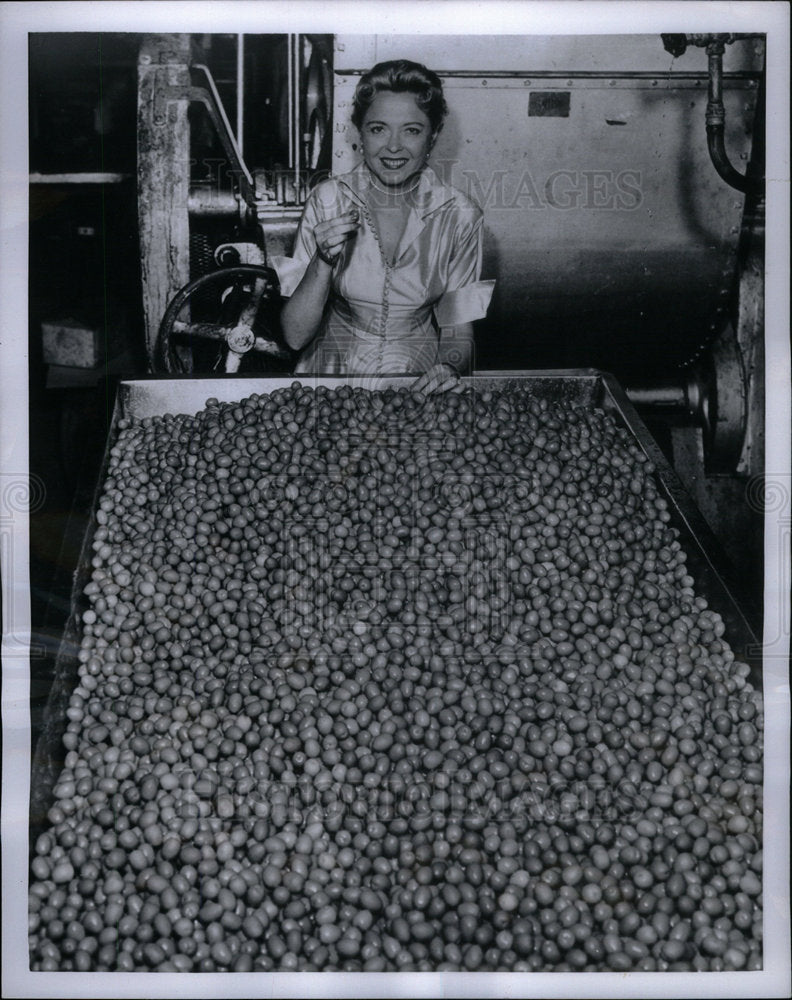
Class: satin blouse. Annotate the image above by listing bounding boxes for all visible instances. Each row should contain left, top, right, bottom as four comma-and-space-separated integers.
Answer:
272, 163, 495, 376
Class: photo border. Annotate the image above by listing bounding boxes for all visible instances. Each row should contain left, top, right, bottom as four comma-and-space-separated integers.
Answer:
2, 3, 789, 998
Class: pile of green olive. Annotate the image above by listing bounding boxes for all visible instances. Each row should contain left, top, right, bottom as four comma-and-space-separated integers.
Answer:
29, 383, 762, 972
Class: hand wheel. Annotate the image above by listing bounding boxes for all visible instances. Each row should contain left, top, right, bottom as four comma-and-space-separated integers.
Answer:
154, 265, 292, 374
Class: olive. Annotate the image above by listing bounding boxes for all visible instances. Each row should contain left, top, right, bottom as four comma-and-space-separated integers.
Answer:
29, 385, 762, 972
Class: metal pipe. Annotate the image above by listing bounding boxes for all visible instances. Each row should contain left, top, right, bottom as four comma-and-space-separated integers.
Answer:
293, 35, 301, 200
705, 41, 756, 194
187, 188, 240, 217
625, 373, 710, 430
236, 34, 244, 155
661, 32, 764, 194
287, 36, 294, 170
664, 33, 764, 196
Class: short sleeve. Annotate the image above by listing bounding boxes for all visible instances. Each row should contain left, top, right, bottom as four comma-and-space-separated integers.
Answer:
434, 211, 495, 327
269, 180, 347, 297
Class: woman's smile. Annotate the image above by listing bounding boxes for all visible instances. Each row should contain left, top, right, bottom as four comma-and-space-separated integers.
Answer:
380, 156, 410, 170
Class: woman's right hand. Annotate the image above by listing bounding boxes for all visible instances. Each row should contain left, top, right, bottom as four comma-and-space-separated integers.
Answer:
314, 209, 360, 266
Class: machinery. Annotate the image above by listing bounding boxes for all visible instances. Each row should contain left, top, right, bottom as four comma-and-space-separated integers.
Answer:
137, 33, 333, 376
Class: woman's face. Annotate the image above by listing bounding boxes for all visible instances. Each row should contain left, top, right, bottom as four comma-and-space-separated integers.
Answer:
360, 91, 434, 188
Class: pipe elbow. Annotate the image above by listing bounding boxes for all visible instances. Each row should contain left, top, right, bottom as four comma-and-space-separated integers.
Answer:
706, 127, 752, 194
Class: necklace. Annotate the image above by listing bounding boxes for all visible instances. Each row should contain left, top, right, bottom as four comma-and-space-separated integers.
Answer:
366, 167, 422, 198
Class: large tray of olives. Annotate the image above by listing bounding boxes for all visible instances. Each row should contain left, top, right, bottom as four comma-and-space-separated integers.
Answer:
29, 370, 764, 973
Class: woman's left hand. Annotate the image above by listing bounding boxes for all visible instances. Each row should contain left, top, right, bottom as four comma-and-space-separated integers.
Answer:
412, 362, 462, 395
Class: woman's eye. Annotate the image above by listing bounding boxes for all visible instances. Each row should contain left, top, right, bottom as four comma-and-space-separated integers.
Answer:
368, 125, 383, 134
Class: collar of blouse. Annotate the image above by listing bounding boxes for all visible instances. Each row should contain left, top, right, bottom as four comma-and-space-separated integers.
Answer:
337, 162, 458, 221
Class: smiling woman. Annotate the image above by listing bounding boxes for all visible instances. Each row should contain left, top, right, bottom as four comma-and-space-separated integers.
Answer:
275, 60, 495, 392
353, 61, 446, 193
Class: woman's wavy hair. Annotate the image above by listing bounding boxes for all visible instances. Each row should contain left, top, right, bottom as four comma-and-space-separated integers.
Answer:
351, 60, 448, 136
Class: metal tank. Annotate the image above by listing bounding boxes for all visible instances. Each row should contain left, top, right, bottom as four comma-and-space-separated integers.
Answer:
330, 34, 764, 379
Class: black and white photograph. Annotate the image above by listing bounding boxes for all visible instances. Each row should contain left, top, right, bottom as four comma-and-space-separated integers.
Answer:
1, 2, 790, 997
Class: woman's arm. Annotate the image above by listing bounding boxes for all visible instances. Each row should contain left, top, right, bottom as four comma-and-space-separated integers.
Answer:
415, 207, 494, 392
280, 210, 360, 352
280, 253, 335, 351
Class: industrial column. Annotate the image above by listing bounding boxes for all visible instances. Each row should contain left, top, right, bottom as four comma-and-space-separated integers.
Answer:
137, 34, 192, 365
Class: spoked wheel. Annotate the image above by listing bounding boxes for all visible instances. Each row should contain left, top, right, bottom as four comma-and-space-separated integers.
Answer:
154, 265, 292, 374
